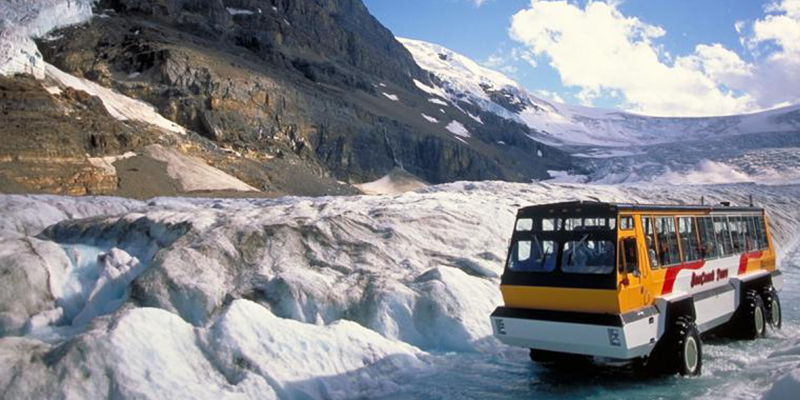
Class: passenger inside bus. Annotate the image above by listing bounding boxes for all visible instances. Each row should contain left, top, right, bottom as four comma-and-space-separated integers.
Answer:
563, 238, 615, 274
646, 236, 657, 269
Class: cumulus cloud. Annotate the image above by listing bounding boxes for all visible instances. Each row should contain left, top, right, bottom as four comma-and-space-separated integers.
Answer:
508, 0, 800, 116
483, 54, 504, 68
737, 0, 800, 107
509, 0, 756, 116
536, 89, 565, 103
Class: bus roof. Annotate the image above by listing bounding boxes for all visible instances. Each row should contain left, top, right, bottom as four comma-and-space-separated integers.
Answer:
517, 201, 763, 216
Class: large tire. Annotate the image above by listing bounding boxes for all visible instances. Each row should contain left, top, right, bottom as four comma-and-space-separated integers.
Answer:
643, 316, 702, 376
738, 289, 767, 339
673, 316, 703, 376
763, 288, 782, 330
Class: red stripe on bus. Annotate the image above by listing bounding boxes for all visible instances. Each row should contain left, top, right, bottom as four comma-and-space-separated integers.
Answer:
738, 251, 763, 275
661, 260, 705, 295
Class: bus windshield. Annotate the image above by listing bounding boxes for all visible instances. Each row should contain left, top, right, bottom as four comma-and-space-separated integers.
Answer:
507, 234, 615, 275
504, 212, 619, 289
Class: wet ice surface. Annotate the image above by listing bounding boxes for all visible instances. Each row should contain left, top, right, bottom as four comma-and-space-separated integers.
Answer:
380, 244, 800, 400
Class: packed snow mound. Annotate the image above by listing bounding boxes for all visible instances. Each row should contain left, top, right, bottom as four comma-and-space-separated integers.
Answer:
354, 167, 428, 195
144, 145, 257, 192
0, 0, 95, 78
2, 181, 800, 398
400, 37, 800, 148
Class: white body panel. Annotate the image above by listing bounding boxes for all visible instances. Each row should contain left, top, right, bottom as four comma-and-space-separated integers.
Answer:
491, 313, 658, 359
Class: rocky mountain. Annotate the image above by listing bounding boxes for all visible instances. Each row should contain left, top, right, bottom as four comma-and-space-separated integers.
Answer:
0, 0, 573, 198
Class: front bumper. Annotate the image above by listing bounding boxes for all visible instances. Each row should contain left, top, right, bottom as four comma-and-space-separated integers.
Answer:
490, 306, 660, 360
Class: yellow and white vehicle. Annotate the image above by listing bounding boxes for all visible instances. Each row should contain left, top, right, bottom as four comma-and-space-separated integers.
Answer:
490, 201, 782, 375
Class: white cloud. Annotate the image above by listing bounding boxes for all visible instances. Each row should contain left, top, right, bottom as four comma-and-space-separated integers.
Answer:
509, 0, 757, 116
510, 0, 800, 115
511, 47, 538, 68
501, 65, 519, 75
508, 0, 800, 116
535, 89, 565, 103
483, 54, 504, 68
737, 0, 800, 106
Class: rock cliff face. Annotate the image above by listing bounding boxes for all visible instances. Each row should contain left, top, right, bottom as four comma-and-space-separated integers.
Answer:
2, 0, 574, 196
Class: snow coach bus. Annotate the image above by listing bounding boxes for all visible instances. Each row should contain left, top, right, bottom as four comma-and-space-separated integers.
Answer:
490, 201, 782, 375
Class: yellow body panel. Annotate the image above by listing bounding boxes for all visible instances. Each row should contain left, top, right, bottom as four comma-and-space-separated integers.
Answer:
501, 285, 621, 314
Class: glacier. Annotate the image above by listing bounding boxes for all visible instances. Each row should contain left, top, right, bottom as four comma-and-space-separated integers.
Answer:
0, 0, 95, 78
2, 182, 800, 399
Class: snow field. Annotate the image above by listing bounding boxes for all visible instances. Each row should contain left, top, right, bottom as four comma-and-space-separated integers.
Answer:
45, 65, 187, 135
0, 0, 94, 79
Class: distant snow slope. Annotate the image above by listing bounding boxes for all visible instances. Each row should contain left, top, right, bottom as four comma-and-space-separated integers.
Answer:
2, 182, 800, 399
144, 145, 256, 192
46, 64, 186, 134
399, 38, 800, 148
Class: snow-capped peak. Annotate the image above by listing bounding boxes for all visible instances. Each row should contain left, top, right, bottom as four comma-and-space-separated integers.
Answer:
399, 37, 800, 149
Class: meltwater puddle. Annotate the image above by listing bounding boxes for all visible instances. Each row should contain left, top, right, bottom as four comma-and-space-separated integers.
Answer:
24, 243, 149, 341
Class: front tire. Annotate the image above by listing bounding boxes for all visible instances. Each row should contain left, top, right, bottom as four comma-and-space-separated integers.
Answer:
674, 316, 703, 376
738, 290, 767, 339
646, 316, 702, 376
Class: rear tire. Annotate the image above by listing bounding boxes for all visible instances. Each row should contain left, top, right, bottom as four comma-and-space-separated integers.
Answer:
738, 290, 767, 339
763, 288, 782, 330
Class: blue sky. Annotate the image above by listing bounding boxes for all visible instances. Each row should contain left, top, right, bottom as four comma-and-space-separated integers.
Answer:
363, 0, 800, 116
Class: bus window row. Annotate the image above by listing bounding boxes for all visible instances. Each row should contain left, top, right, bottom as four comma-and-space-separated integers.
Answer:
642, 214, 768, 269
515, 217, 617, 232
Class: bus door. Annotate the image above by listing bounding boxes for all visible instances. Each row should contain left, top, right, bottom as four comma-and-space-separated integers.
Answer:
619, 216, 649, 310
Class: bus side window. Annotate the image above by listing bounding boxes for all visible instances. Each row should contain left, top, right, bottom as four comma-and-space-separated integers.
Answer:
729, 216, 744, 253
655, 216, 681, 266
697, 216, 719, 259
713, 216, 733, 256
752, 217, 767, 250
620, 216, 634, 230
758, 216, 769, 250
622, 238, 639, 276
678, 217, 702, 262
643, 217, 659, 269
745, 216, 757, 252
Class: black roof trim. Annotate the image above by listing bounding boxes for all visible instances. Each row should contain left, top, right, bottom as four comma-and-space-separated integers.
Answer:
517, 200, 763, 215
